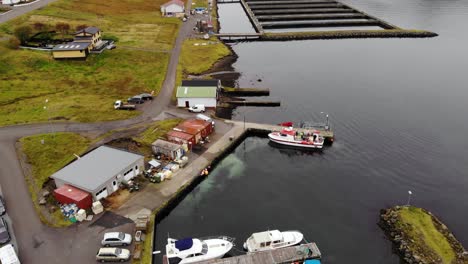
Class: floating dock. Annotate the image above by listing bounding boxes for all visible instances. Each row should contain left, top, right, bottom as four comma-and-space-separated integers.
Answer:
192, 243, 320, 264
215, 0, 437, 41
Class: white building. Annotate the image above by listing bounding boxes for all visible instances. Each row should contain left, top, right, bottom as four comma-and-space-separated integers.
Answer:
51, 146, 144, 201
2, 0, 21, 5
161, 0, 185, 17
176, 86, 217, 108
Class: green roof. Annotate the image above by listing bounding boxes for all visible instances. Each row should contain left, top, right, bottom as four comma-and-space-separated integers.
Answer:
176, 86, 217, 98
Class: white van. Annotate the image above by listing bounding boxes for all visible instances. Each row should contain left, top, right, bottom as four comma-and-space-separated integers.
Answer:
196, 113, 215, 128
188, 104, 205, 113
0, 244, 20, 264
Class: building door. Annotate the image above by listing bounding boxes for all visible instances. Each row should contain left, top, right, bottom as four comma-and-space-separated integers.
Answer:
112, 180, 118, 192
96, 188, 109, 200
185, 101, 190, 107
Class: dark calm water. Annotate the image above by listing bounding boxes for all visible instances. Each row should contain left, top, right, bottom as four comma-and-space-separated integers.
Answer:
154, 1, 468, 263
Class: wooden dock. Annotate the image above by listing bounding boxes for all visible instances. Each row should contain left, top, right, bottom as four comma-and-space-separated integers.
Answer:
196, 243, 321, 264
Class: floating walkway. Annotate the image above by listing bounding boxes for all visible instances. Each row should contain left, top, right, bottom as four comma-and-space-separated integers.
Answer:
195, 243, 321, 264
215, 0, 437, 41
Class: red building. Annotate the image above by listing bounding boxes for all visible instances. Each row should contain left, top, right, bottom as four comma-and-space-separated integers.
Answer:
175, 119, 213, 143
53, 184, 93, 209
167, 130, 196, 146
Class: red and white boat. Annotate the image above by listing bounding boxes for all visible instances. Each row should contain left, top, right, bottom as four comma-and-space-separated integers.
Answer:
268, 126, 324, 149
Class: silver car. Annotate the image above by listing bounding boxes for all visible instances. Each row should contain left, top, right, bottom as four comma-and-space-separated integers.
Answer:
96, 247, 130, 262
101, 232, 132, 247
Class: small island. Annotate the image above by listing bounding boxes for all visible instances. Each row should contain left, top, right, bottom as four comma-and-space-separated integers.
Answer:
380, 206, 468, 264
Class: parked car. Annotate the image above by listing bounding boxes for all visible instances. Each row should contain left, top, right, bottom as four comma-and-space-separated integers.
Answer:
114, 100, 136, 110
196, 113, 215, 128
0, 196, 5, 216
188, 104, 205, 113
138, 93, 153, 101
107, 44, 116, 50
96, 247, 130, 262
127, 95, 144, 104
0, 218, 10, 245
101, 232, 132, 247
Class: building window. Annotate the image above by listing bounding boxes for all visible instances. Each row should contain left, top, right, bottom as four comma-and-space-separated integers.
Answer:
112, 181, 117, 186
96, 187, 107, 196
124, 168, 133, 176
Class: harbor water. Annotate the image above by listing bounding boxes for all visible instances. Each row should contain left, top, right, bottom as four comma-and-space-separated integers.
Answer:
154, 0, 468, 263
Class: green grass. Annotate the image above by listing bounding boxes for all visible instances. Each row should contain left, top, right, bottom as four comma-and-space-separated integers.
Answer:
133, 118, 182, 156
0, 0, 181, 126
398, 206, 456, 263
179, 37, 231, 74
192, 0, 208, 8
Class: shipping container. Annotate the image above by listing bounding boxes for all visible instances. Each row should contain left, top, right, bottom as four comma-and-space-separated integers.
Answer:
167, 130, 196, 146
53, 184, 93, 209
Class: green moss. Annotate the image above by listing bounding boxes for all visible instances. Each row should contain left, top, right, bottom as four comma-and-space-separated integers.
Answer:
179, 37, 231, 75
397, 207, 456, 263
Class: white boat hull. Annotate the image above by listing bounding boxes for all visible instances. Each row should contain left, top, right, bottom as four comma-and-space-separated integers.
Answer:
268, 133, 323, 149
244, 230, 304, 253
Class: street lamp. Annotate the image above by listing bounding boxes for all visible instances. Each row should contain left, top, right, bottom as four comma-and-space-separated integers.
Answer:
320, 111, 329, 130
406, 190, 413, 206
44, 99, 54, 138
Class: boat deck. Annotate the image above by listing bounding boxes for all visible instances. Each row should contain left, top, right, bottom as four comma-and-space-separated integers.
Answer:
193, 243, 321, 264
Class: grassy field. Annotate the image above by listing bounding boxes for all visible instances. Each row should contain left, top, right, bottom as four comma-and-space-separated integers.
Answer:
191, 0, 208, 8
397, 206, 456, 263
20, 132, 91, 227
0, 0, 181, 126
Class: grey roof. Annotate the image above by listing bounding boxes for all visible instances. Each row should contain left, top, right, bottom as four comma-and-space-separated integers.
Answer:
181, 79, 220, 87
152, 139, 182, 151
75, 26, 100, 35
51, 146, 143, 192
52, 41, 91, 51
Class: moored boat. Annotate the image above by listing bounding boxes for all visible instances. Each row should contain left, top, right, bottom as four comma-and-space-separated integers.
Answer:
165, 236, 234, 264
243, 230, 304, 253
268, 127, 324, 149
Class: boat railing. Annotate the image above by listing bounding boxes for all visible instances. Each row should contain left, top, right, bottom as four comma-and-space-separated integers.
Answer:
200, 236, 236, 244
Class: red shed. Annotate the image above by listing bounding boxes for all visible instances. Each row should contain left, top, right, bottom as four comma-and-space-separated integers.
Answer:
53, 184, 92, 209
167, 130, 196, 146
179, 119, 213, 138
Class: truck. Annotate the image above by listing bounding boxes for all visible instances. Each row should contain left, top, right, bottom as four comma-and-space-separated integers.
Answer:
114, 100, 136, 110
0, 244, 20, 264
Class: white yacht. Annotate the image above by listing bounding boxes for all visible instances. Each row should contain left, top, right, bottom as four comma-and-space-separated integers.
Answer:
243, 230, 304, 253
165, 236, 234, 264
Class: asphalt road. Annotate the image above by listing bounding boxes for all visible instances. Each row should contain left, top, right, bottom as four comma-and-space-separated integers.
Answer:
0, 0, 59, 24
0, 2, 198, 263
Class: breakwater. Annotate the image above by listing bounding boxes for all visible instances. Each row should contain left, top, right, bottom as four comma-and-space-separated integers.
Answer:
379, 206, 468, 264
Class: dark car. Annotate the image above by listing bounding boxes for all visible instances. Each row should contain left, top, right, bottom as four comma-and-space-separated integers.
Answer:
139, 93, 153, 101
127, 95, 144, 104
0, 218, 10, 245
0, 196, 5, 216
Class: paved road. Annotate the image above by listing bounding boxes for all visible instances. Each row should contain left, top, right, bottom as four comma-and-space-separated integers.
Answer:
0, 2, 199, 263
0, 0, 59, 24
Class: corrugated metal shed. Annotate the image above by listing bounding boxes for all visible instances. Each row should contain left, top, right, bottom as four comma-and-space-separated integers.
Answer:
167, 130, 196, 145
51, 146, 143, 193
176, 86, 217, 98
179, 119, 213, 137
53, 184, 92, 209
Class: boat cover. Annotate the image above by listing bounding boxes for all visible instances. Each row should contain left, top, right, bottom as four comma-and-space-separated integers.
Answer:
305, 260, 321, 264
175, 238, 193, 251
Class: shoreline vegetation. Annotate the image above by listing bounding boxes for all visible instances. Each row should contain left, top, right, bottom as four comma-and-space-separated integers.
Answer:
0, 0, 180, 126
380, 206, 468, 264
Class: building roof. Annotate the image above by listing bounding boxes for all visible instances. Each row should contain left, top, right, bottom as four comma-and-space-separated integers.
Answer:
51, 146, 143, 192
152, 139, 182, 151
181, 79, 220, 87
75, 26, 100, 35
54, 184, 91, 201
162, 0, 184, 8
167, 130, 194, 140
252, 230, 282, 244
52, 41, 91, 51
173, 126, 200, 136
180, 119, 211, 130
176, 86, 217, 98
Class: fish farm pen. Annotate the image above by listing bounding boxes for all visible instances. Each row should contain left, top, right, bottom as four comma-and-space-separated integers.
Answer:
215, 0, 437, 41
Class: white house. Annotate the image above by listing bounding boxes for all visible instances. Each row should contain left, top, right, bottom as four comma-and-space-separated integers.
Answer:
161, 0, 185, 17
176, 86, 217, 108
2, 0, 21, 5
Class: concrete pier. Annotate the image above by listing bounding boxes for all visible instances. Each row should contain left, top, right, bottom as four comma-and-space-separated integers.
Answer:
257, 13, 367, 21
249, 3, 343, 9
253, 8, 354, 14
193, 243, 321, 264
261, 19, 381, 29
247, 0, 332, 4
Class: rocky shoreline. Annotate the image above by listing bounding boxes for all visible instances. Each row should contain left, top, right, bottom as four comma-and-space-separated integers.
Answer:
379, 206, 468, 264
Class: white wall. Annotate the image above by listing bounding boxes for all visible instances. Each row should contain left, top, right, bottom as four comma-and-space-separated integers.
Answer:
162, 3, 184, 14
2, 0, 20, 4
177, 97, 217, 107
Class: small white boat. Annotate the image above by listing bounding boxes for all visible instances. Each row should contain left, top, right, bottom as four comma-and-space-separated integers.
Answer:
243, 230, 304, 253
268, 127, 324, 149
165, 236, 234, 264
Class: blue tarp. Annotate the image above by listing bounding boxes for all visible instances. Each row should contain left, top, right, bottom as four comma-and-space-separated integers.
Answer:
305, 260, 321, 264
175, 238, 193, 251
